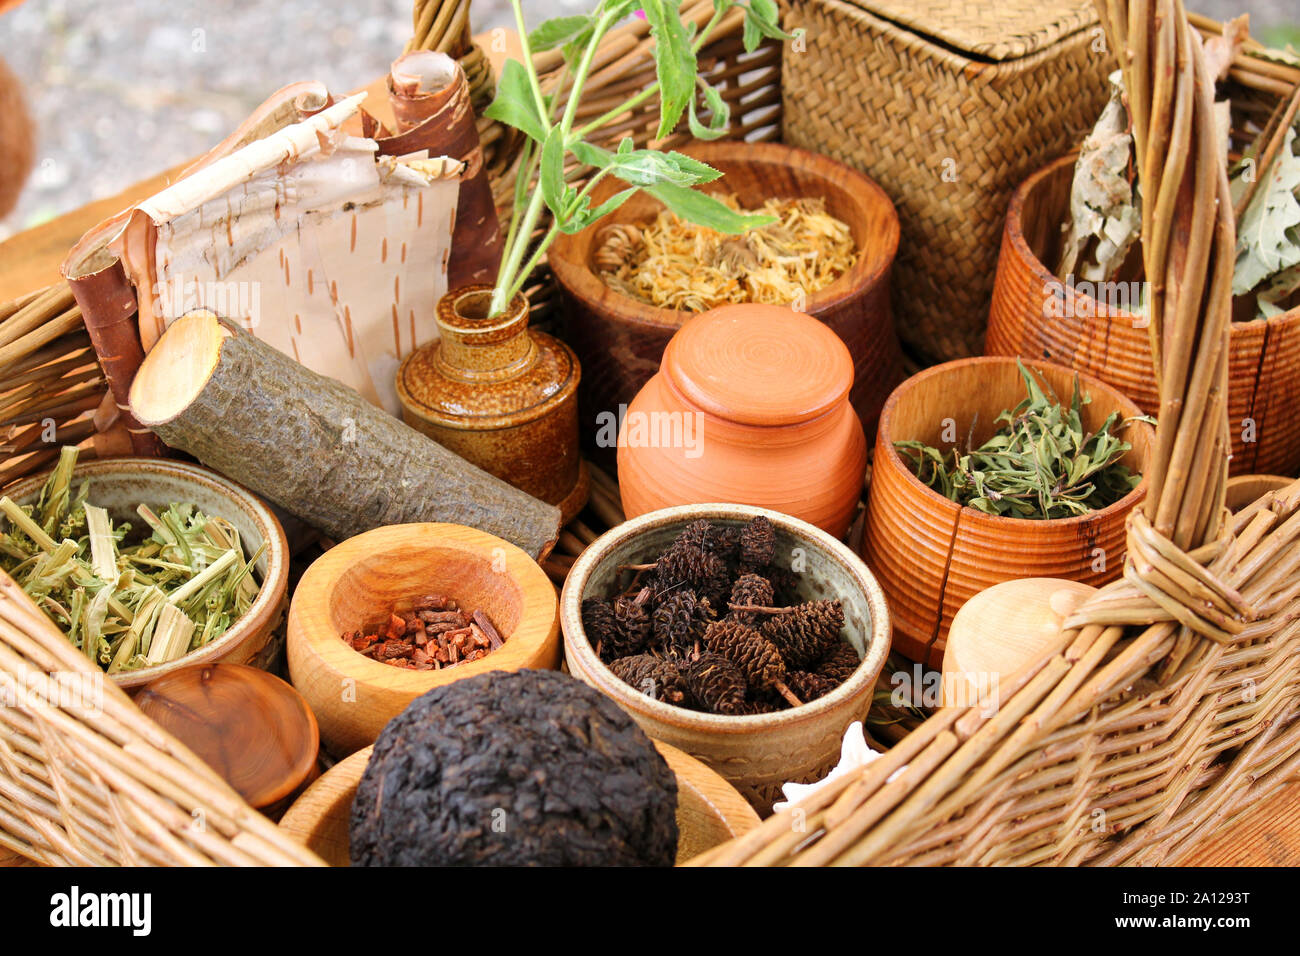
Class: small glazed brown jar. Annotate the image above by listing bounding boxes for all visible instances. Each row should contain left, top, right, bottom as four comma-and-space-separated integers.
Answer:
397, 285, 588, 523
617, 304, 867, 538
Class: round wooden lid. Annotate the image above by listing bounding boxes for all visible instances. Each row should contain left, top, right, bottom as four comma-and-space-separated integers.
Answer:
662, 304, 853, 426
136, 663, 319, 810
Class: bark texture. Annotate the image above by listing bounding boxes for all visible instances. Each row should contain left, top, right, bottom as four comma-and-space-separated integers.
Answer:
376, 52, 502, 288
135, 319, 561, 558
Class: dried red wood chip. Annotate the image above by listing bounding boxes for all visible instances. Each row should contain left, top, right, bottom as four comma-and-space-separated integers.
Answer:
341, 598, 508, 670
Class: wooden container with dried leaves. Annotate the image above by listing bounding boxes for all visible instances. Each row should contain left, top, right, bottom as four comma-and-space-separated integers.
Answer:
865, 357, 1154, 668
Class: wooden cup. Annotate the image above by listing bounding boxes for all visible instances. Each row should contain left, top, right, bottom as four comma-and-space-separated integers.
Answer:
279, 740, 760, 866
865, 357, 1154, 668
287, 523, 560, 757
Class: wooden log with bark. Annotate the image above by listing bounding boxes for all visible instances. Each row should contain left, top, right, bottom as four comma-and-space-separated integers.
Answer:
129, 311, 561, 559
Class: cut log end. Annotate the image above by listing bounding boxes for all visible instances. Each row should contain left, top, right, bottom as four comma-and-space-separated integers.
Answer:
129, 310, 230, 426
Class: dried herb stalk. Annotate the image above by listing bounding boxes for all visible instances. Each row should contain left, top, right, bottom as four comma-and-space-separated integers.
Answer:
0, 446, 263, 673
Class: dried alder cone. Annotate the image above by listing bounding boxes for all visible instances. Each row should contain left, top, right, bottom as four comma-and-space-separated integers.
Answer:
610, 654, 687, 705
652, 587, 713, 657
683, 652, 748, 715
728, 573, 774, 627
761, 601, 846, 670
586, 517, 862, 714
340, 593, 507, 670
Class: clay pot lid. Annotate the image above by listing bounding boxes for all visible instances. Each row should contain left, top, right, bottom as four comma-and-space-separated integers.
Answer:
663, 304, 853, 426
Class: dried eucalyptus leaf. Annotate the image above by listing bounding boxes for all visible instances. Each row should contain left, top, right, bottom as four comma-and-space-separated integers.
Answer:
1057, 72, 1141, 283
1233, 124, 1300, 299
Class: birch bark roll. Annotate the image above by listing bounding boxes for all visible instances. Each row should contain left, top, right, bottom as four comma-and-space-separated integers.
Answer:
129, 311, 561, 559
61, 81, 334, 457
376, 52, 503, 288
114, 93, 463, 416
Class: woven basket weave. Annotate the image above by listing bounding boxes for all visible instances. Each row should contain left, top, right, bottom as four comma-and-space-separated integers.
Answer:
780, 0, 1113, 363
0, 0, 780, 867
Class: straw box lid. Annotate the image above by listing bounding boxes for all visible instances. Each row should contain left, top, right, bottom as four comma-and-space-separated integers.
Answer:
850, 0, 1100, 61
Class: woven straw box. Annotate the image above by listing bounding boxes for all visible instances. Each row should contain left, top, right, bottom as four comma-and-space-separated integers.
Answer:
781, 0, 1112, 363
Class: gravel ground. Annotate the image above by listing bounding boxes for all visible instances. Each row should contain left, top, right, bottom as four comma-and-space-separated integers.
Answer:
0, 0, 1296, 239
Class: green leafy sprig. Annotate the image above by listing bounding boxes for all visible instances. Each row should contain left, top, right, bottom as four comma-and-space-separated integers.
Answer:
484, 0, 791, 316
894, 360, 1150, 520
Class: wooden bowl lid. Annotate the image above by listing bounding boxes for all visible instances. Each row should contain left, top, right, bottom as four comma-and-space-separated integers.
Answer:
662, 305, 853, 426
136, 663, 319, 810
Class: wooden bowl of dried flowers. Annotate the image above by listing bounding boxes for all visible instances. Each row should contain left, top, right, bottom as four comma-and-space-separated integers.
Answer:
278, 738, 760, 866
548, 140, 903, 453
287, 522, 560, 757
560, 503, 891, 815
865, 356, 1155, 669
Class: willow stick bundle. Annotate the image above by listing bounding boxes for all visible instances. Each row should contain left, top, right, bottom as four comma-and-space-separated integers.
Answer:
408, 0, 472, 56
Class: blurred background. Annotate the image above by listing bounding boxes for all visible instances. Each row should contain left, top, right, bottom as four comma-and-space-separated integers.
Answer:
0, 0, 1296, 240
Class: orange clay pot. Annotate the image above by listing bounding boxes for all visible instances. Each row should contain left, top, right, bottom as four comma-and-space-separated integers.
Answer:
616, 304, 866, 538
864, 356, 1154, 668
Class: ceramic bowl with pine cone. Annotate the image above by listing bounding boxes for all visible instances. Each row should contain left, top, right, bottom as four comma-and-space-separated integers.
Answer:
560, 503, 891, 814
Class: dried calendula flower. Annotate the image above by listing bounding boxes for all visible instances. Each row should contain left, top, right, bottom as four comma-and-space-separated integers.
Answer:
597, 194, 858, 312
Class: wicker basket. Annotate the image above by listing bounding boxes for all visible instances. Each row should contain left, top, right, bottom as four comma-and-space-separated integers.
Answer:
3, 0, 1299, 868
697, 0, 1300, 867
780, 0, 1113, 363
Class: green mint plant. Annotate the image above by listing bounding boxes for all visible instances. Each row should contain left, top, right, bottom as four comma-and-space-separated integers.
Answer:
484, 0, 790, 317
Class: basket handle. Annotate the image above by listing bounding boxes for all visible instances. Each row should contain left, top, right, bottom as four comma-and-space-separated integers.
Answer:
1066, 0, 1240, 672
